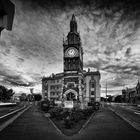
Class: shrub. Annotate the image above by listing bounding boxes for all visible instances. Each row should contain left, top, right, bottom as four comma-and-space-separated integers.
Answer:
82, 108, 94, 117
48, 107, 63, 120
40, 100, 50, 112
64, 116, 73, 129
71, 109, 84, 122
48, 107, 95, 129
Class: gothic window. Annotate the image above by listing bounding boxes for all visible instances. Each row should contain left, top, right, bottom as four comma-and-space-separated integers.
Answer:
91, 91, 95, 95
91, 76, 94, 80
91, 97, 94, 102
50, 92, 53, 96
91, 83, 94, 88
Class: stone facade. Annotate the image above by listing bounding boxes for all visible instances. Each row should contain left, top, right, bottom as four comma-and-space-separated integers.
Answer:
62, 14, 84, 102
42, 70, 100, 103
84, 71, 101, 102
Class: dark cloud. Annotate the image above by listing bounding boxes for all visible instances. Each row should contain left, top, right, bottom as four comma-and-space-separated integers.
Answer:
108, 81, 125, 88
125, 47, 131, 57
0, 40, 6, 47
18, 58, 24, 62
0, 63, 34, 87
27, 72, 42, 82
17, 0, 140, 8
102, 64, 140, 75
2, 74, 35, 87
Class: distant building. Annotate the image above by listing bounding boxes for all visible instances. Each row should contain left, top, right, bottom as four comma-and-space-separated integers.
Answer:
42, 14, 101, 104
84, 71, 101, 102
0, 0, 15, 35
122, 81, 140, 104
42, 73, 63, 101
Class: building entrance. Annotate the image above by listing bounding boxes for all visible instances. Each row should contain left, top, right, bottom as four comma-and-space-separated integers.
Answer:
66, 92, 76, 101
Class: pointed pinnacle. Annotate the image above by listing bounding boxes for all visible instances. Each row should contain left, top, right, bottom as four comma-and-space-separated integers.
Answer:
71, 14, 76, 21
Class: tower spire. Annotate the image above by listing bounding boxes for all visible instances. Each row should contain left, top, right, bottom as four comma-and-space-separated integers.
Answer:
70, 14, 77, 32
71, 14, 76, 22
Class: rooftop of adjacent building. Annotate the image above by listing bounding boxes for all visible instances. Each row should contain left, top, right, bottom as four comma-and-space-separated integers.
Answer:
42, 68, 100, 81
122, 80, 140, 93
0, 0, 15, 35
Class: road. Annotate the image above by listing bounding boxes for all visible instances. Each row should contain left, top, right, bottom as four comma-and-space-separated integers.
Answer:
108, 103, 140, 125
0, 105, 140, 140
0, 102, 28, 117
119, 105, 140, 116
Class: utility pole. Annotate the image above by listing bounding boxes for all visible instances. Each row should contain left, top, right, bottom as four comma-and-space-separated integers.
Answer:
106, 80, 107, 102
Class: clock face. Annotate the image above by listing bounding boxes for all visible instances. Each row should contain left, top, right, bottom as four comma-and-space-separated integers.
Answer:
65, 47, 78, 57
68, 48, 75, 56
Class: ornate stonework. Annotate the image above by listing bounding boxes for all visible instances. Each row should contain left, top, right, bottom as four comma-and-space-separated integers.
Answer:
63, 14, 84, 101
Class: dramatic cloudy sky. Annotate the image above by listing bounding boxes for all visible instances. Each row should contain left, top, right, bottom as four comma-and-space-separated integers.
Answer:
0, 0, 140, 96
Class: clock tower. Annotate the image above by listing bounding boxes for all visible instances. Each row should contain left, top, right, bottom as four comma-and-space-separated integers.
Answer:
62, 14, 84, 102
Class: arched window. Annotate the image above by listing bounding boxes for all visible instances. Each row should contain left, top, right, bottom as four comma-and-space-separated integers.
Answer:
90, 80, 95, 88
91, 83, 94, 88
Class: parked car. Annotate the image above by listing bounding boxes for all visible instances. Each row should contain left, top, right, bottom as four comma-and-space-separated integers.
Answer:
94, 102, 100, 110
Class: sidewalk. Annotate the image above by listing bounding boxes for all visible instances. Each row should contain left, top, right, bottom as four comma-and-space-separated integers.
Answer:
0, 105, 63, 140
77, 107, 140, 140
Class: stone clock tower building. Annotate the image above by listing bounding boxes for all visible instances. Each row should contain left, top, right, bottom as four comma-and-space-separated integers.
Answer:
62, 14, 84, 102
42, 14, 101, 105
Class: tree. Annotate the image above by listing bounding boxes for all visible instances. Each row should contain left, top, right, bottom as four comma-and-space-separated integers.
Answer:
34, 94, 42, 101
0, 85, 7, 101
20, 93, 27, 101
114, 95, 123, 103
101, 97, 106, 102
7, 89, 15, 100
27, 94, 34, 101
107, 96, 113, 102
0, 86, 15, 102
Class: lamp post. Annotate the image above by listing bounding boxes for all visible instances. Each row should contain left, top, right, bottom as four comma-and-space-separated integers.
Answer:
105, 77, 115, 103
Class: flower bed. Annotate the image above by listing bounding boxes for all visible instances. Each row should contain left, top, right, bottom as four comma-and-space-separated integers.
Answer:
46, 107, 95, 136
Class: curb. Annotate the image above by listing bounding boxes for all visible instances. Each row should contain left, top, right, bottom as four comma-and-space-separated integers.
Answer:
48, 117, 64, 136
0, 105, 31, 132
43, 113, 64, 136
78, 111, 96, 134
108, 107, 140, 132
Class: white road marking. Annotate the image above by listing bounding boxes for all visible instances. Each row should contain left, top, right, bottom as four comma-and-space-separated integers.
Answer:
120, 106, 140, 114
0, 106, 26, 119
134, 112, 140, 116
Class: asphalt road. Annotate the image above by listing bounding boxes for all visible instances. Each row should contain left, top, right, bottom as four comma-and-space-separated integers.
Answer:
108, 104, 140, 124
0, 102, 27, 117
0, 105, 140, 140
